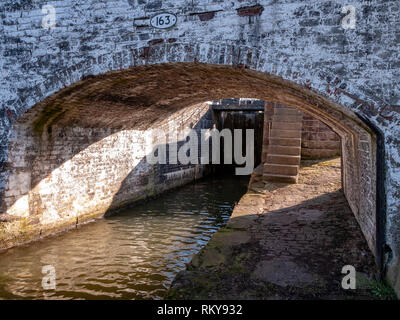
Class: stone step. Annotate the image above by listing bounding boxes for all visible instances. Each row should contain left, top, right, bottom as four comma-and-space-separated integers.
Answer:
263, 105, 303, 185
270, 129, 302, 139
270, 137, 301, 147
264, 163, 299, 176
271, 121, 303, 130
272, 115, 303, 123
268, 145, 301, 156
263, 173, 298, 184
267, 154, 301, 165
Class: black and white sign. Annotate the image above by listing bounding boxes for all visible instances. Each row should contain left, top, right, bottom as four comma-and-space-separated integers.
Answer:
150, 13, 177, 29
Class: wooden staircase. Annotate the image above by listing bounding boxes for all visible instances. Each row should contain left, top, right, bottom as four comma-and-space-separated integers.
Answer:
263, 106, 303, 183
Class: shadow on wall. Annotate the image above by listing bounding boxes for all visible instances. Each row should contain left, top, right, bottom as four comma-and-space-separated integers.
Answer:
0, 103, 215, 225
103, 117, 217, 216
1, 102, 260, 232
106, 109, 264, 215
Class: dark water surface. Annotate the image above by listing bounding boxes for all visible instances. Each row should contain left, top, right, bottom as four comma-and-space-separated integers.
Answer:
0, 174, 248, 300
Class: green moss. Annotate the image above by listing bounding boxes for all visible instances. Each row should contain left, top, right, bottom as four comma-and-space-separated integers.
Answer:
217, 228, 232, 233
355, 273, 397, 300
164, 288, 179, 300
235, 252, 252, 263
369, 280, 397, 300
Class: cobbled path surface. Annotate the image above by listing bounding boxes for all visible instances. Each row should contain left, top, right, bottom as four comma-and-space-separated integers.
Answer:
168, 158, 391, 300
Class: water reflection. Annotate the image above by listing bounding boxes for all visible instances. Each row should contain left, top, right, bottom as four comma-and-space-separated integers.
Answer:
0, 174, 248, 300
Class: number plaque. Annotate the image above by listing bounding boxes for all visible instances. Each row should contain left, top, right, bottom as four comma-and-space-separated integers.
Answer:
150, 13, 177, 29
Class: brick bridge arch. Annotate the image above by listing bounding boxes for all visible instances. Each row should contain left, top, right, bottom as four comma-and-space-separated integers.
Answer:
0, 0, 399, 293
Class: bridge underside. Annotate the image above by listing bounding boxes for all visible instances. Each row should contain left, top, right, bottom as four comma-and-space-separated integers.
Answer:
1, 63, 378, 269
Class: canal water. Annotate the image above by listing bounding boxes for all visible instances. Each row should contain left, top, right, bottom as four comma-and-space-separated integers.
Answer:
0, 174, 249, 300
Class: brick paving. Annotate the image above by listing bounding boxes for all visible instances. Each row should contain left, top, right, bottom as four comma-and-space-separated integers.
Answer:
168, 158, 387, 300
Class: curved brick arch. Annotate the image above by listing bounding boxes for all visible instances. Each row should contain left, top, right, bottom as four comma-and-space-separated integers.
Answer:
1, 42, 390, 119
0, 0, 399, 293
2, 62, 378, 257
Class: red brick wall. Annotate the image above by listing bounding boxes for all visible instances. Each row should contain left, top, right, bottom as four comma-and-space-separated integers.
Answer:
301, 114, 341, 159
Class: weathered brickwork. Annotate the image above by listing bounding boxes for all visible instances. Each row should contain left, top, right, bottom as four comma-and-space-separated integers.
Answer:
0, 0, 399, 294
2, 102, 213, 224
301, 114, 341, 160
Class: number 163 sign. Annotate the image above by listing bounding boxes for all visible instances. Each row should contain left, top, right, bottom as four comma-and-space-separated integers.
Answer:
150, 13, 177, 29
